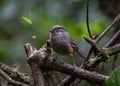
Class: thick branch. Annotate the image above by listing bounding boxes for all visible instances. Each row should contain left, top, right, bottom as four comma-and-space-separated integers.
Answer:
44, 57, 108, 84
24, 43, 46, 86
29, 61, 44, 86
24, 41, 51, 86
24, 43, 108, 85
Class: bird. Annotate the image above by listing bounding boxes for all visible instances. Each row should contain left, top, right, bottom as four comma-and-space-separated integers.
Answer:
49, 25, 85, 66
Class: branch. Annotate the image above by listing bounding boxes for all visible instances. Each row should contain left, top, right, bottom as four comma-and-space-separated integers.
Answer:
24, 43, 109, 85
24, 40, 51, 86
105, 43, 120, 56
29, 62, 44, 86
59, 76, 76, 86
0, 69, 29, 86
86, 0, 92, 38
84, 36, 120, 56
0, 63, 33, 86
83, 37, 120, 69
96, 12, 120, 43
104, 29, 120, 47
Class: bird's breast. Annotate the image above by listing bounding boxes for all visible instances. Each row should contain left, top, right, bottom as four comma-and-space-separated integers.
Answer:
51, 36, 73, 55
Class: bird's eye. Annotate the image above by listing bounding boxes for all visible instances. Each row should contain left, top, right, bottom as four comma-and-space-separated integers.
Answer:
56, 30, 59, 33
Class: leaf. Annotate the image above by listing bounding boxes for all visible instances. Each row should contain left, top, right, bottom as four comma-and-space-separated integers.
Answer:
32, 35, 36, 39
104, 67, 120, 86
22, 16, 32, 24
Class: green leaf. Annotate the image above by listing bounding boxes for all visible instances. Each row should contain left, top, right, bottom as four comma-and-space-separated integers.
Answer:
104, 67, 120, 86
22, 16, 32, 24
32, 35, 36, 39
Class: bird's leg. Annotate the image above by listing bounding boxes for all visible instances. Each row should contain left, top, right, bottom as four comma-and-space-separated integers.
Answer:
70, 54, 77, 68
76, 49, 86, 59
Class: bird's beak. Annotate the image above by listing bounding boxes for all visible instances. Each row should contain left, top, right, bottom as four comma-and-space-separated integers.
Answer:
49, 30, 52, 33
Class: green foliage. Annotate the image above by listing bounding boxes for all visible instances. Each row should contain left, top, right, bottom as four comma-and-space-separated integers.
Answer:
79, 18, 106, 36
104, 67, 120, 86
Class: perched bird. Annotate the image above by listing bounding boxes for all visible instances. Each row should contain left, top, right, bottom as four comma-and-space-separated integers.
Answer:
49, 25, 85, 66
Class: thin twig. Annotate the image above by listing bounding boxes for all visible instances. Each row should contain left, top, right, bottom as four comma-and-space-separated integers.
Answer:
86, 0, 93, 61
84, 36, 99, 50
0, 69, 29, 86
86, 0, 92, 38
59, 76, 76, 86
104, 29, 120, 48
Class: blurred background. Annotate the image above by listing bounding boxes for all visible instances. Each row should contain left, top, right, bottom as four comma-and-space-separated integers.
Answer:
0, 0, 120, 85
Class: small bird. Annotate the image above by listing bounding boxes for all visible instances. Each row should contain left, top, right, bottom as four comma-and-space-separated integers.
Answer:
49, 25, 85, 66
